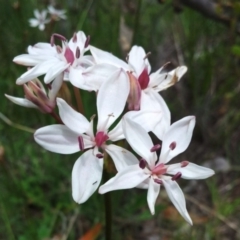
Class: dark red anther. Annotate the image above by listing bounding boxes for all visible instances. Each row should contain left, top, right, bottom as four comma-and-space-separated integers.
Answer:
150, 144, 161, 152
169, 141, 176, 150
50, 33, 67, 46
181, 161, 189, 168
139, 158, 147, 169
171, 172, 182, 181
96, 153, 104, 159
78, 136, 84, 150
138, 67, 150, 90
64, 47, 74, 65
75, 47, 80, 59
84, 35, 91, 48
154, 178, 163, 184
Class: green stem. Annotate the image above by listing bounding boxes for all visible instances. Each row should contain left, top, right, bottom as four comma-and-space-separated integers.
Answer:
103, 168, 112, 240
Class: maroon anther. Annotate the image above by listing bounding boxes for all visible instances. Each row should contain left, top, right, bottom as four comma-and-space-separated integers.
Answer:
64, 47, 74, 65
171, 172, 182, 181
181, 161, 189, 168
154, 178, 163, 184
138, 67, 150, 90
78, 136, 84, 150
50, 33, 67, 46
169, 141, 176, 150
84, 35, 91, 48
72, 32, 77, 42
150, 144, 161, 152
96, 153, 104, 159
139, 159, 147, 169
75, 47, 80, 59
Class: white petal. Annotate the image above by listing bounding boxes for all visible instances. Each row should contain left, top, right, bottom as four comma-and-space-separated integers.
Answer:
90, 45, 129, 69
141, 90, 170, 140
105, 144, 139, 171
5, 94, 38, 109
99, 164, 148, 194
123, 110, 162, 134
147, 178, 160, 215
72, 150, 103, 204
48, 74, 63, 101
68, 67, 91, 90
97, 69, 129, 131
16, 59, 58, 85
167, 163, 215, 180
44, 61, 69, 84
34, 124, 93, 154
159, 116, 196, 164
149, 66, 187, 92
81, 63, 119, 91
13, 54, 48, 66
108, 120, 124, 142
57, 98, 90, 134
128, 45, 151, 76
39, 24, 45, 31
122, 117, 156, 169
162, 179, 192, 225
29, 19, 39, 27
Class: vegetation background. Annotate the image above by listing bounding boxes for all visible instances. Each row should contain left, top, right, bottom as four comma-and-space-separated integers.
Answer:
0, 0, 240, 239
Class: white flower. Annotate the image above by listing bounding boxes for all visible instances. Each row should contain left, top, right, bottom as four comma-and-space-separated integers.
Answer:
99, 116, 215, 225
29, 10, 50, 31
5, 74, 63, 113
34, 69, 133, 203
13, 31, 96, 89
90, 45, 187, 139
48, 5, 67, 21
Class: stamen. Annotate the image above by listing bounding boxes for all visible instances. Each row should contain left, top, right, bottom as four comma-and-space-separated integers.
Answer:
169, 141, 176, 150
96, 153, 104, 159
78, 136, 84, 150
50, 33, 67, 46
160, 62, 171, 73
143, 52, 151, 60
171, 172, 182, 181
46, 83, 52, 90
75, 47, 80, 59
126, 54, 129, 63
84, 35, 91, 48
56, 45, 62, 54
72, 32, 77, 43
150, 144, 161, 152
64, 47, 74, 65
181, 161, 189, 168
139, 158, 147, 169
154, 178, 163, 184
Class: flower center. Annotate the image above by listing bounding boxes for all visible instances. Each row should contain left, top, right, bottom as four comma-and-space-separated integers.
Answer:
151, 163, 167, 175
95, 131, 109, 147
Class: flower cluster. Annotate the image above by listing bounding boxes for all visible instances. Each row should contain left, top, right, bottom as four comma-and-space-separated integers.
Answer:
7, 30, 215, 225
29, 6, 67, 31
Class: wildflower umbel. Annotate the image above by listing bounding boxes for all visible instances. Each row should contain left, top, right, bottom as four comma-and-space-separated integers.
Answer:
8, 29, 215, 225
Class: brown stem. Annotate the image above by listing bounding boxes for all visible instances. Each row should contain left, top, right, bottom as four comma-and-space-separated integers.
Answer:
50, 111, 63, 124
73, 87, 84, 114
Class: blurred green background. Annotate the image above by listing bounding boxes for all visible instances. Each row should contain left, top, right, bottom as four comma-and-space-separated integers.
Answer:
1, 0, 240, 239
